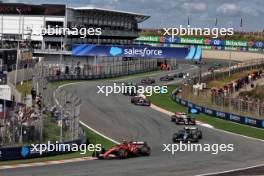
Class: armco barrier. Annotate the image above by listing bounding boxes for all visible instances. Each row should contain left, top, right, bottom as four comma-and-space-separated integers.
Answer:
171, 93, 264, 129
0, 139, 85, 161
46, 69, 148, 82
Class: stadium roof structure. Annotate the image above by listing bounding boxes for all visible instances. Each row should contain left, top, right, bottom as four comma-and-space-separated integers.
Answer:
72, 6, 150, 23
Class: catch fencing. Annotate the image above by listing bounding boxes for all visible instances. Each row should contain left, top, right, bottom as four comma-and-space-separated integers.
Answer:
179, 58, 264, 120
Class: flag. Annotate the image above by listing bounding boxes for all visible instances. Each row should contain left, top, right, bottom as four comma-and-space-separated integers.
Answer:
188, 16, 190, 25
240, 18, 243, 28
215, 18, 218, 26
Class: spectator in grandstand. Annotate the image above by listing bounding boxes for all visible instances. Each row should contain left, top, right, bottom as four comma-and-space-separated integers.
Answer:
31, 88, 37, 100
36, 94, 42, 109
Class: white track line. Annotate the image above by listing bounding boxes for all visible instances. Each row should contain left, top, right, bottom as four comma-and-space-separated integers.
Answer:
55, 82, 120, 145
79, 121, 119, 144
53, 67, 198, 145
150, 103, 264, 175
150, 104, 264, 142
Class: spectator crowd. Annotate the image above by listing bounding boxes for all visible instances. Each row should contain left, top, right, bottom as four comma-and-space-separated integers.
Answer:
211, 69, 264, 97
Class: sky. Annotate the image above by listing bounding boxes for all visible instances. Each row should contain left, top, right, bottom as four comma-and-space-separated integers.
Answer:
4, 0, 264, 31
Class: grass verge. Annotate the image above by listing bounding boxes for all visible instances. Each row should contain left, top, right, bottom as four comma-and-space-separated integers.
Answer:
148, 85, 264, 140
16, 80, 32, 99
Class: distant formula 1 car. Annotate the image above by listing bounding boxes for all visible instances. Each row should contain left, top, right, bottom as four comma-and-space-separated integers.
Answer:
141, 77, 155, 84
123, 82, 138, 96
208, 63, 223, 72
173, 72, 185, 78
173, 126, 203, 143
160, 75, 174, 81
131, 95, 151, 106
171, 112, 196, 125
96, 141, 151, 159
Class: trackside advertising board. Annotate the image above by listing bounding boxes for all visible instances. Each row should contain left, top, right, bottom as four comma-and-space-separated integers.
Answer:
136, 36, 264, 49
172, 96, 264, 129
72, 44, 202, 60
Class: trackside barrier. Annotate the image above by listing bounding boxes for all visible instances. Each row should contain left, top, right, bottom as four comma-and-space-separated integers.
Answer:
0, 139, 85, 161
46, 69, 157, 82
171, 93, 264, 129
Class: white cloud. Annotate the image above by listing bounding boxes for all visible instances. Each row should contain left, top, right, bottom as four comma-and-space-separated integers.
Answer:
182, 2, 207, 13
216, 3, 259, 17
216, 3, 238, 15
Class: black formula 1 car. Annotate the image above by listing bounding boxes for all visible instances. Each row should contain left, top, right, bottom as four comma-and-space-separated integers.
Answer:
131, 96, 151, 106
123, 82, 138, 96
173, 127, 203, 143
141, 77, 155, 84
173, 72, 185, 78
171, 112, 196, 125
96, 141, 151, 159
160, 75, 174, 81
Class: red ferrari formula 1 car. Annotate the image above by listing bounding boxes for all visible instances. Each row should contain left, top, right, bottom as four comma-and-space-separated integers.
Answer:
96, 141, 151, 159
171, 112, 196, 125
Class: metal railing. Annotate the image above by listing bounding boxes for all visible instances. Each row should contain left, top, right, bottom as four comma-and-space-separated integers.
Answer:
180, 58, 264, 118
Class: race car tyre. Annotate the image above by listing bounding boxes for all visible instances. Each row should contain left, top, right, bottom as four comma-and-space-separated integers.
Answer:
192, 134, 199, 142
197, 131, 203, 139
171, 115, 176, 122
175, 118, 179, 124
140, 146, 151, 156
173, 133, 179, 142
118, 149, 129, 159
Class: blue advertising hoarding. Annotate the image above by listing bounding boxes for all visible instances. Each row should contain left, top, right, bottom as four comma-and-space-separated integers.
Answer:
72, 44, 202, 60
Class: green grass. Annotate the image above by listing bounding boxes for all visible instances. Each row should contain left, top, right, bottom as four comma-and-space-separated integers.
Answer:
81, 124, 116, 150
148, 85, 264, 140
16, 80, 32, 99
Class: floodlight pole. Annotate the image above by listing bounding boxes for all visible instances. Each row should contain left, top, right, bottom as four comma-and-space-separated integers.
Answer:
229, 50, 231, 77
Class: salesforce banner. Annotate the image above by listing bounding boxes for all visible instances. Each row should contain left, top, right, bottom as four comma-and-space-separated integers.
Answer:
72, 44, 201, 60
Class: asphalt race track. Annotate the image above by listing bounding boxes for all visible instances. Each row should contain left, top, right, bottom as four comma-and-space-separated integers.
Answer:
1, 63, 264, 176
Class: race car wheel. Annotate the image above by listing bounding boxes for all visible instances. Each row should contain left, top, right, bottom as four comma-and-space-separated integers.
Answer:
140, 147, 151, 156
197, 131, 203, 139
171, 116, 176, 122
192, 134, 199, 142
175, 118, 179, 124
118, 149, 128, 159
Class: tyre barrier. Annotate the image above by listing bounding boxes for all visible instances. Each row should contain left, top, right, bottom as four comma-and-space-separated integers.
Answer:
171, 93, 264, 129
